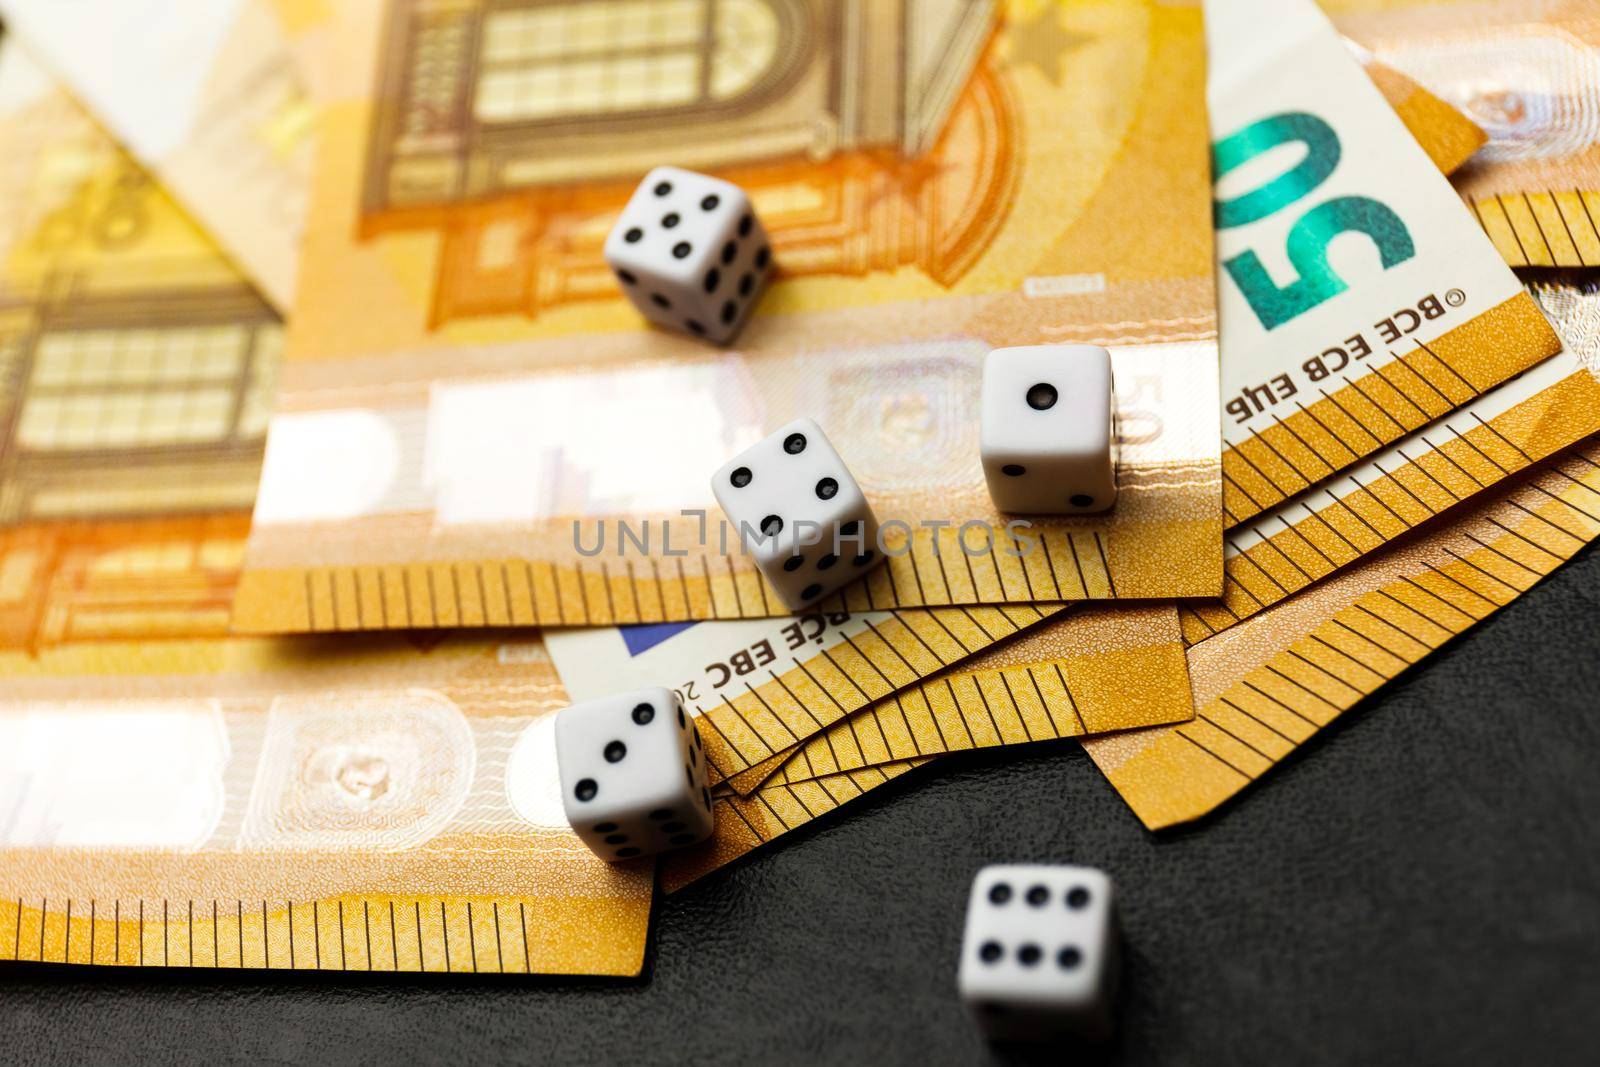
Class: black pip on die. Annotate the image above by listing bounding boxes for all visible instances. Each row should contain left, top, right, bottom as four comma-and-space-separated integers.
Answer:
604, 166, 773, 344
980, 344, 1118, 514
555, 686, 714, 862
712, 417, 886, 611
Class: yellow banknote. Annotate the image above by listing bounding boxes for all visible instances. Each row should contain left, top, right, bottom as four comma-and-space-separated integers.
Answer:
662, 758, 932, 894
746, 277, 1600, 785
1209, 0, 1562, 529
1353, 50, 1485, 177
548, 602, 1065, 783
225, 0, 1222, 633
1185, 281, 1600, 647
722, 604, 1191, 793
0, 0, 315, 312
1337, 0, 1600, 269
0, 634, 653, 974
1087, 424, 1600, 829
0, 37, 277, 651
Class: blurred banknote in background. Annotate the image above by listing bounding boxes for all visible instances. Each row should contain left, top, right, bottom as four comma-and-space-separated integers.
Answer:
0, 34, 276, 649
0, 0, 315, 312
1336, 0, 1600, 268
0, 39, 652, 975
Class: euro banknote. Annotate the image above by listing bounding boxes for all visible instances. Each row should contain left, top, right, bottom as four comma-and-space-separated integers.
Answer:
1186, 280, 1600, 645
0, 36, 276, 651
0, 41, 651, 976
1087, 421, 1600, 829
0, 634, 654, 974
1337, 0, 1600, 268
548, 601, 1065, 783
0, 0, 314, 312
662, 758, 933, 894
219, 0, 1224, 631
725, 278, 1600, 784
1210, 0, 1561, 528
715, 604, 1191, 794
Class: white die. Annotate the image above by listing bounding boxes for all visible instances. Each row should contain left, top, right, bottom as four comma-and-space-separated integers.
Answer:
554, 686, 714, 862
711, 418, 886, 611
981, 344, 1117, 514
958, 864, 1119, 1042
604, 166, 773, 344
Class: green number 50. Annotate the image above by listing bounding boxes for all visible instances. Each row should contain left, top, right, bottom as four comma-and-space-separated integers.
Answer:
1214, 111, 1414, 330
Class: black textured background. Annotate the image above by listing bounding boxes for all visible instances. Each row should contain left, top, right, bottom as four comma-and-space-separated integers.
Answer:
4, 546, 1598, 1067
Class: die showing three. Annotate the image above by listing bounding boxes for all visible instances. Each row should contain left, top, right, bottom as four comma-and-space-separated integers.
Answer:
555, 687, 714, 862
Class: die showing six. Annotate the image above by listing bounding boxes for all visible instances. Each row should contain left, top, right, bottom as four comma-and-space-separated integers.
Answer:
959, 864, 1120, 1042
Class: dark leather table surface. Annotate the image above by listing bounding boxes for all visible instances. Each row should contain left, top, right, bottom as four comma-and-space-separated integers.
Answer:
4, 547, 1598, 1067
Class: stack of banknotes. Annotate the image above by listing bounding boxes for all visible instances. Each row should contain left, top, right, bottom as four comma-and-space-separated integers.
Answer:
1, 0, 1596, 977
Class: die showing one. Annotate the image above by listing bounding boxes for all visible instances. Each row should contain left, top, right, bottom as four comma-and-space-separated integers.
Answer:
711, 417, 885, 611
958, 864, 1120, 1042
554, 686, 714, 862
604, 166, 773, 344
980, 344, 1117, 514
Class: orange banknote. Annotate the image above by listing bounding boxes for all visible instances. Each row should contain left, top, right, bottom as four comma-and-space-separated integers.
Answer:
227, 0, 1223, 633
1338, 0, 1600, 269
1088, 426, 1600, 829
0, 35, 275, 653
718, 604, 1190, 794
0, 633, 653, 975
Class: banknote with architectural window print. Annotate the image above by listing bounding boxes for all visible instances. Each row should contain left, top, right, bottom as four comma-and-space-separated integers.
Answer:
232, 0, 1224, 633
0, 50, 279, 651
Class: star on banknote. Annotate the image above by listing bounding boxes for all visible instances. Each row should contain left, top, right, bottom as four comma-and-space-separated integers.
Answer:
1005, 5, 1088, 86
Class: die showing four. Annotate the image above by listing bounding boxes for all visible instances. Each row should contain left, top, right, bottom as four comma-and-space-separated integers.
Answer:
604, 166, 773, 345
958, 864, 1120, 1042
710, 417, 886, 611
555, 686, 714, 862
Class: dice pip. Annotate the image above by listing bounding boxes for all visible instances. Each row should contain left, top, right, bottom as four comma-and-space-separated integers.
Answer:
980, 344, 1117, 514
555, 686, 714, 862
711, 418, 886, 611
958, 864, 1119, 1042
604, 166, 773, 344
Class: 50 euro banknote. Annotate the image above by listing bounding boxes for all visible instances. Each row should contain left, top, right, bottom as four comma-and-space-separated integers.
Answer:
1089, 416, 1600, 829
1208, 0, 1561, 528
0, 634, 653, 975
218, 0, 1224, 632
723, 276, 1600, 789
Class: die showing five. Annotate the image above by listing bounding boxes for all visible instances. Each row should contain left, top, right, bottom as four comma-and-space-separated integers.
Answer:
710, 417, 886, 612
604, 166, 773, 345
